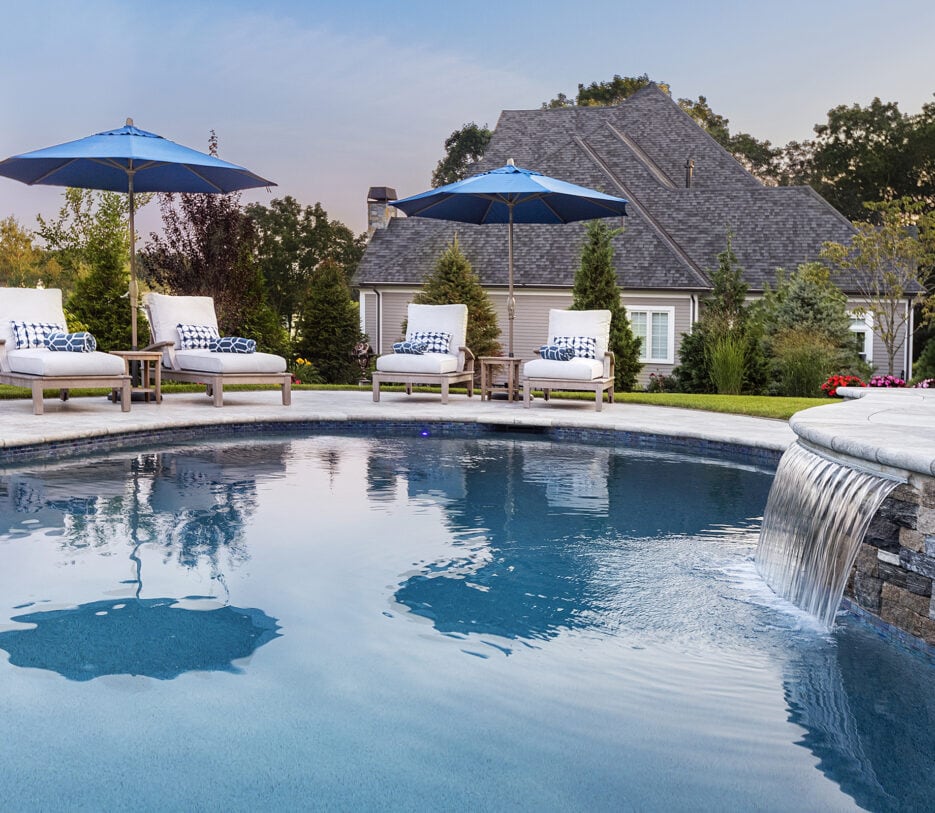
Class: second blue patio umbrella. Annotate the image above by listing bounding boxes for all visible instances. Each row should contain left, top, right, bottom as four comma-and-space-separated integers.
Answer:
0, 120, 275, 347
392, 159, 628, 356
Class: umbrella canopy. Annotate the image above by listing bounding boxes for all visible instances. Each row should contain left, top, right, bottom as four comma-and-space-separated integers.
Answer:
391, 159, 628, 356
0, 120, 275, 347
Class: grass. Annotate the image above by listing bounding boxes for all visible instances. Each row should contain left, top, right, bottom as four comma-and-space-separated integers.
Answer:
0, 383, 829, 421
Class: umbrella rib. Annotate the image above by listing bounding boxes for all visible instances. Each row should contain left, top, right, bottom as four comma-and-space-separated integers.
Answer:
173, 165, 226, 193
29, 158, 80, 185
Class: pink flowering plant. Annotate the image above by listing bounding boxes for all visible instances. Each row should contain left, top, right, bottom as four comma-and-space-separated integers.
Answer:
914, 378, 934, 388
869, 374, 906, 388
821, 374, 866, 397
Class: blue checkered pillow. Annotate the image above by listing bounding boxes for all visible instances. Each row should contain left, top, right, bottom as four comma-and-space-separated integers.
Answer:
393, 340, 428, 355
209, 336, 256, 354
47, 331, 97, 353
539, 344, 575, 361
176, 323, 220, 350
10, 320, 66, 349
407, 330, 451, 354
551, 335, 597, 360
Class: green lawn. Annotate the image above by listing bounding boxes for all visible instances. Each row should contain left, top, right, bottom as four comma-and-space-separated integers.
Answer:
0, 382, 830, 420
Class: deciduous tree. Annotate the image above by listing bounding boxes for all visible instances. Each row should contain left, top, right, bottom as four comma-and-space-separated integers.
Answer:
431, 123, 492, 187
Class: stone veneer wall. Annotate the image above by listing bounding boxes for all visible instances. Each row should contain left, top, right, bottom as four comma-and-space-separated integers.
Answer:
846, 474, 935, 647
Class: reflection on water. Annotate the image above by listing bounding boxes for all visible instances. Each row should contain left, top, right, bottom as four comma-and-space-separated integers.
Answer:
378, 438, 773, 641
0, 598, 280, 681
0, 434, 932, 810
785, 621, 935, 812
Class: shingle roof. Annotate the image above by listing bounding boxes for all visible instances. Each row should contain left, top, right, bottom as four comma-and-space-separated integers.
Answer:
356, 84, 861, 294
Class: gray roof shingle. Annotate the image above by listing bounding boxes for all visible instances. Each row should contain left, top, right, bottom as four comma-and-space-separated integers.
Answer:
356, 83, 863, 294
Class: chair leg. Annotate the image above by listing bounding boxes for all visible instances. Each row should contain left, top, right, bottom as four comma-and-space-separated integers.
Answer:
31, 383, 44, 415
372, 376, 381, 402
441, 380, 449, 404
595, 386, 603, 412
213, 380, 224, 407
282, 376, 292, 406
120, 380, 131, 412
523, 381, 531, 408
59, 388, 69, 402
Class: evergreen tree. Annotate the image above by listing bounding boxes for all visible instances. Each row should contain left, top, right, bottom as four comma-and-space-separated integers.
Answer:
674, 233, 766, 393
295, 259, 363, 384
413, 235, 501, 358
36, 189, 134, 351
571, 220, 641, 391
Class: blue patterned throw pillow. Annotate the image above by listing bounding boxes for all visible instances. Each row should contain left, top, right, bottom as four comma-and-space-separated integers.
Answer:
209, 336, 256, 354
539, 344, 575, 361
10, 320, 66, 349
176, 323, 220, 350
551, 335, 597, 360
407, 330, 451, 354
47, 331, 97, 353
393, 340, 428, 355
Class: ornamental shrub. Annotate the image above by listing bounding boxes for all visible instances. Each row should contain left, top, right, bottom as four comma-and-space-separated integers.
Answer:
869, 374, 906, 387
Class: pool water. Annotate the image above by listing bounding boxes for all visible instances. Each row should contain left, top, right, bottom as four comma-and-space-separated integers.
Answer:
0, 434, 932, 811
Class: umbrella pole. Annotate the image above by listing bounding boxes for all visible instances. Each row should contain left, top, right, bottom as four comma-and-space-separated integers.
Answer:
128, 173, 138, 350
508, 205, 515, 358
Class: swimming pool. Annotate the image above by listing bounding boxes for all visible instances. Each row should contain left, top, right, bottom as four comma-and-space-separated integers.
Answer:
0, 433, 932, 811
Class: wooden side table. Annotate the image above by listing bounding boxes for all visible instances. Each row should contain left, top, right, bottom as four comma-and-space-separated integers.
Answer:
109, 350, 163, 403
479, 356, 523, 401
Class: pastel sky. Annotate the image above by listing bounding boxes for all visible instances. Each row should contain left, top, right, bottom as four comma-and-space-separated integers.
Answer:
1, 0, 933, 237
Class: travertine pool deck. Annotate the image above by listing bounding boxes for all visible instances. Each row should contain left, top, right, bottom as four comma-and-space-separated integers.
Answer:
0, 388, 797, 465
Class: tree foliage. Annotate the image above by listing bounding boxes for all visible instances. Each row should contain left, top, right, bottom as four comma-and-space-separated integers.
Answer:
35, 189, 133, 351
431, 123, 492, 187
413, 235, 501, 358
821, 198, 935, 375
245, 196, 364, 333
571, 220, 642, 391
144, 188, 288, 357
295, 259, 363, 384
0, 216, 68, 290
780, 98, 935, 220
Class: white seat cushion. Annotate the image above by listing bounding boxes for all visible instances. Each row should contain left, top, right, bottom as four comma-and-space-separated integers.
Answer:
522, 357, 605, 381
7, 349, 125, 377
376, 352, 459, 375
173, 350, 287, 374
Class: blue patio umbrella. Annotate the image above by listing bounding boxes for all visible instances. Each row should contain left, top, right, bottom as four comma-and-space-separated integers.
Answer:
0, 120, 275, 347
391, 159, 628, 356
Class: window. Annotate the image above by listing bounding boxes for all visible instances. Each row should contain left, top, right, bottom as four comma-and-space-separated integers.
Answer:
848, 312, 873, 363
630, 307, 675, 364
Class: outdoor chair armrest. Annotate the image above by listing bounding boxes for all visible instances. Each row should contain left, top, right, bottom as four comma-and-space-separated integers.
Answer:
458, 346, 475, 373
604, 350, 615, 379
144, 340, 174, 351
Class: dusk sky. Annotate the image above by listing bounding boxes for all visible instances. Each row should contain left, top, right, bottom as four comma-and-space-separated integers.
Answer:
1, 0, 933, 237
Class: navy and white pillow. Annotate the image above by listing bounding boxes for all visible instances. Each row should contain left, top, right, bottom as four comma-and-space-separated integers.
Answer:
407, 330, 451, 354
10, 320, 66, 350
209, 336, 256, 354
176, 323, 220, 350
539, 344, 575, 361
47, 331, 97, 353
393, 340, 428, 355
551, 335, 597, 360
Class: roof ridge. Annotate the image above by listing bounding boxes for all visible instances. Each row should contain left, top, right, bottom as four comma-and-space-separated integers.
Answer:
574, 135, 711, 288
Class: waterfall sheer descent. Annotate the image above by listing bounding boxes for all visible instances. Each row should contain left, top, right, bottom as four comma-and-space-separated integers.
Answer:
755, 442, 901, 629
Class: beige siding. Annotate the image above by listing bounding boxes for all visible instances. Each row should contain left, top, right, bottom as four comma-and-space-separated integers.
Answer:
379, 291, 414, 353
624, 294, 695, 386
360, 292, 377, 347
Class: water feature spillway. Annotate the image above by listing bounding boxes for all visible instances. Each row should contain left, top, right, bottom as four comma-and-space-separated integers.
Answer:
755, 441, 901, 629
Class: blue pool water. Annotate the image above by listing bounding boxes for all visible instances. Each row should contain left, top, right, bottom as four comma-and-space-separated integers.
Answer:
0, 434, 932, 811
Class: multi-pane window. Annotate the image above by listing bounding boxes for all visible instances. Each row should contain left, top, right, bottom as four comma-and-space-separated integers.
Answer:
630, 308, 674, 364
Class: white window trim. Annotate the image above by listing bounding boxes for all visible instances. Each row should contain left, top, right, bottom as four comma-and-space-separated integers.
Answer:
848, 311, 873, 364
630, 306, 675, 365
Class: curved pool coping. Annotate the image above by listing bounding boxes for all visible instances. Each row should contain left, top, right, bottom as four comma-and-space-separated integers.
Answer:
0, 389, 795, 468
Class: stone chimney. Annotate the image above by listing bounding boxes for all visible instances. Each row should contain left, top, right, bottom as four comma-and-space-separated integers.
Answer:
367, 186, 397, 236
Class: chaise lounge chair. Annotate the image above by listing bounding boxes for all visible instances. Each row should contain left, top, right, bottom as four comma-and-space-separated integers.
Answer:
521, 309, 615, 411
371, 303, 475, 404
142, 292, 291, 407
0, 287, 131, 415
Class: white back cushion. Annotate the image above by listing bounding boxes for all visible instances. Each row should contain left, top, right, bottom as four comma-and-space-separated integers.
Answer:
144, 292, 219, 345
547, 309, 612, 358
406, 303, 467, 353
0, 288, 67, 348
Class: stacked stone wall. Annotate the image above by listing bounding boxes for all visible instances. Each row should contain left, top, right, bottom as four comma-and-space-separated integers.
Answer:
846, 476, 935, 646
